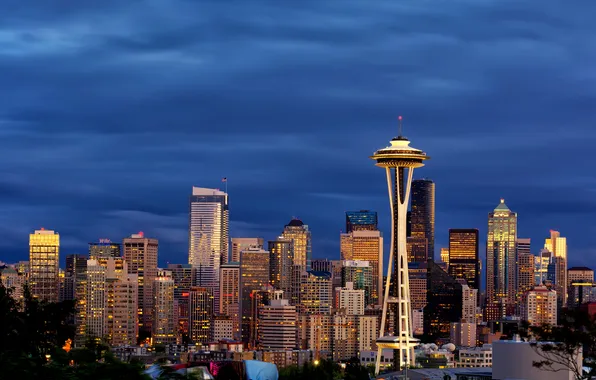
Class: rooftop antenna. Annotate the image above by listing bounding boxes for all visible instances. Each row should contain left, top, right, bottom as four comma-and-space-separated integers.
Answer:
398, 115, 403, 137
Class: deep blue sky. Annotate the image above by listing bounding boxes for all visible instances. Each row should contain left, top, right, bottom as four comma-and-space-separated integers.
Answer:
1, 0, 595, 269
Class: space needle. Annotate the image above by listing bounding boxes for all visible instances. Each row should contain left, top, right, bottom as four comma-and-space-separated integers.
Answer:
371, 116, 429, 375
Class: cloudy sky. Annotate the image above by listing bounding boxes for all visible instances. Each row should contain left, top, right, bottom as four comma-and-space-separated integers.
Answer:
1, 0, 595, 269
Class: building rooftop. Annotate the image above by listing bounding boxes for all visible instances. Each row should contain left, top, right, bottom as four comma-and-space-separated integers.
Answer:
286, 218, 304, 227
494, 198, 510, 211
569, 266, 593, 271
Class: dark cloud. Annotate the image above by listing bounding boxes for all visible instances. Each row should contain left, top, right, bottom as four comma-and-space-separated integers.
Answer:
1, 0, 595, 270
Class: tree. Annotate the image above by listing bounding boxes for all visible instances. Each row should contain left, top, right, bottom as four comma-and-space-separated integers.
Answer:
524, 308, 596, 380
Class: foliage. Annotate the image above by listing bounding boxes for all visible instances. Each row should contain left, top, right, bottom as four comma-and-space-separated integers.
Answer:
0, 281, 150, 380
279, 358, 370, 380
522, 308, 596, 380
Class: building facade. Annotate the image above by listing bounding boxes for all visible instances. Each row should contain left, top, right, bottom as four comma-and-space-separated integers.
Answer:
231, 237, 264, 263
152, 269, 176, 344
29, 229, 60, 302
281, 218, 312, 270
123, 232, 158, 333
410, 179, 435, 259
486, 199, 517, 310
449, 229, 480, 289
522, 285, 557, 326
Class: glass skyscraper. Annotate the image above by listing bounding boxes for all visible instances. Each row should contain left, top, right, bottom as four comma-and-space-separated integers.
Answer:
448, 229, 480, 289
346, 210, 378, 232
487, 199, 517, 309
280, 218, 312, 270
188, 187, 229, 284
411, 179, 435, 260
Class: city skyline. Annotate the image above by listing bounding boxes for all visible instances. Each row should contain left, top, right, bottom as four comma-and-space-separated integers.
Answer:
1, 1, 596, 269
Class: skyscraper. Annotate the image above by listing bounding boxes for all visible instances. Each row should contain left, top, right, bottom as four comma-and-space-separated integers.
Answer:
299, 271, 332, 315
188, 187, 229, 283
522, 285, 557, 326
231, 237, 264, 263
346, 210, 378, 232
486, 199, 517, 309
29, 229, 60, 302
341, 260, 373, 305
440, 248, 450, 268
123, 232, 158, 334
268, 238, 293, 295
406, 236, 428, 264
219, 262, 240, 339
152, 269, 176, 344
280, 218, 312, 270
239, 247, 270, 343
258, 291, 297, 351
89, 239, 121, 259
371, 121, 429, 373
425, 261, 463, 340
410, 179, 435, 259
545, 230, 567, 307
167, 263, 194, 337
516, 239, 535, 301
189, 286, 213, 344
340, 230, 383, 305
448, 229, 480, 289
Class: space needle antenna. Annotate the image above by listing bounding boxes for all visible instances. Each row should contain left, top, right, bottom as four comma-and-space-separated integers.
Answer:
398, 115, 403, 137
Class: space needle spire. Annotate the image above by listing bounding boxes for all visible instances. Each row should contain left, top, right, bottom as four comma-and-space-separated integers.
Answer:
371, 117, 429, 375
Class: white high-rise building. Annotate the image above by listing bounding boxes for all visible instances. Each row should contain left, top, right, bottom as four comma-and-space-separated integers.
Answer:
188, 187, 229, 284
462, 284, 478, 322
522, 285, 557, 326
335, 282, 365, 315
545, 230, 568, 307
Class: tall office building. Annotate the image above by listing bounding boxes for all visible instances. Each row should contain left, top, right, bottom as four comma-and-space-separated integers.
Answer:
410, 179, 435, 259
346, 210, 378, 232
300, 271, 332, 315
219, 262, 240, 339
29, 229, 60, 302
89, 239, 121, 259
406, 237, 428, 264
536, 249, 553, 285
239, 247, 270, 343
486, 199, 517, 309
341, 260, 373, 306
280, 218, 312, 270
258, 291, 297, 351
408, 262, 428, 310
123, 232, 158, 334
189, 286, 213, 343
425, 261, 463, 339
188, 187, 229, 282
268, 238, 294, 295
340, 230, 383, 305
545, 230, 567, 307
517, 240, 535, 300
153, 269, 176, 344
231, 237, 264, 263
84, 259, 107, 340
167, 263, 194, 337
64, 254, 87, 302
522, 285, 557, 326
448, 229, 480, 289
440, 248, 450, 268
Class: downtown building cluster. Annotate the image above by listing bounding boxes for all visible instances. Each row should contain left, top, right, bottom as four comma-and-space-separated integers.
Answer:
0, 183, 593, 370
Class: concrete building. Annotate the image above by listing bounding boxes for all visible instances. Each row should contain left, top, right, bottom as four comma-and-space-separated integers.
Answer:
239, 247, 270, 343
189, 286, 213, 344
211, 316, 234, 341
152, 269, 176, 344
335, 282, 365, 315
332, 314, 358, 361
450, 322, 477, 348
462, 284, 478, 322
231, 237, 264, 263
358, 315, 378, 352
29, 229, 60, 302
258, 292, 297, 351
522, 285, 557, 326
493, 339, 580, 380
299, 271, 332, 315
123, 232, 158, 333
568, 266, 594, 286
457, 345, 492, 368
219, 262, 240, 339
